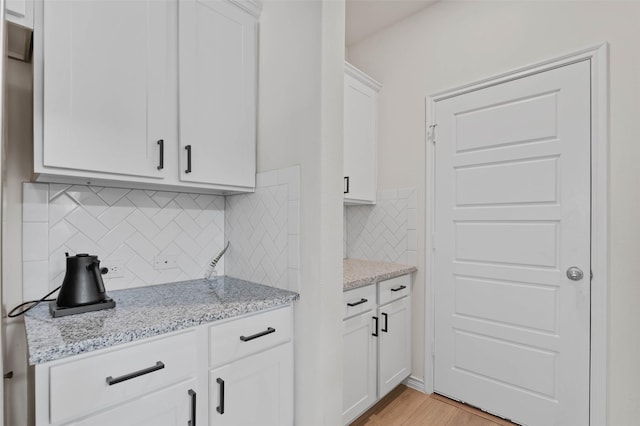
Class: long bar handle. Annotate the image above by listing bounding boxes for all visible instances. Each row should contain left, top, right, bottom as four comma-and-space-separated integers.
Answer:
240, 327, 275, 342
381, 312, 388, 333
185, 145, 192, 173
188, 389, 196, 426
347, 298, 368, 307
344, 176, 350, 194
391, 285, 407, 292
216, 378, 225, 414
157, 139, 164, 170
106, 361, 164, 386
372, 316, 378, 337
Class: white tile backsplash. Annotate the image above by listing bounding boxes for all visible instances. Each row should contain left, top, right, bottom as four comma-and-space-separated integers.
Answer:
21, 167, 301, 301
22, 183, 226, 295
225, 166, 300, 293
346, 188, 417, 265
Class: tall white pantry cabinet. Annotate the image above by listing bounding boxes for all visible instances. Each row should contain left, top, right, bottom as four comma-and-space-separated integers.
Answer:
33, 0, 260, 194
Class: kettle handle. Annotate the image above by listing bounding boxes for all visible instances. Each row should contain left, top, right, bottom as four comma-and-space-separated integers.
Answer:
87, 260, 106, 293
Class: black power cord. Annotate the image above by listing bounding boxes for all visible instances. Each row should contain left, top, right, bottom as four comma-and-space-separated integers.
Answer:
7, 286, 61, 318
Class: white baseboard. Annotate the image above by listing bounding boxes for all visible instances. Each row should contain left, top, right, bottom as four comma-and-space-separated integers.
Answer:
403, 375, 426, 393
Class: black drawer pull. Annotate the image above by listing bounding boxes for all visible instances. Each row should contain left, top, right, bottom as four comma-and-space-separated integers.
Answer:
344, 176, 350, 194
391, 285, 407, 292
347, 298, 368, 307
216, 378, 225, 414
185, 145, 192, 173
157, 139, 164, 170
240, 327, 276, 342
381, 312, 388, 333
372, 316, 378, 337
106, 361, 164, 386
188, 389, 196, 426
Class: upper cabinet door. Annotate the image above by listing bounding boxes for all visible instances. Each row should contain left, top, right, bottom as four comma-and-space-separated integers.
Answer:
178, 0, 257, 190
41, 0, 175, 179
344, 63, 380, 205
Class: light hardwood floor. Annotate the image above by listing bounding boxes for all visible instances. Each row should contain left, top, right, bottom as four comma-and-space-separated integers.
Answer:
351, 385, 517, 426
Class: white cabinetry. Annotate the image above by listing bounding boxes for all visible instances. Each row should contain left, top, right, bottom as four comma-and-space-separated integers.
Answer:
342, 275, 411, 425
6, 0, 33, 29
342, 285, 377, 425
208, 305, 293, 425
35, 330, 201, 426
179, 0, 258, 190
34, 305, 294, 426
33, 0, 259, 194
344, 62, 380, 205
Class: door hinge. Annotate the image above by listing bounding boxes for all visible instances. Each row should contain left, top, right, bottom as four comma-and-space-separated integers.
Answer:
428, 124, 437, 144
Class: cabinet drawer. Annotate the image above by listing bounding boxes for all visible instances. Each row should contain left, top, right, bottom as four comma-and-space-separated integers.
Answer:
378, 275, 410, 305
343, 284, 376, 320
48, 330, 197, 424
209, 306, 292, 369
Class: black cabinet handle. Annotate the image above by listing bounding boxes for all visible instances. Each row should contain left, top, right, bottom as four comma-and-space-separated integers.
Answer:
347, 298, 368, 307
157, 139, 164, 170
344, 176, 350, 194
185, 145, 192, 173
188, 389, 196, 426
106, 361, 164, 386
216, 378, 225, 414
391, 285, 407, 292
372, 316, 378, 337
240, 327, 276, 342
382, 312, 388, 333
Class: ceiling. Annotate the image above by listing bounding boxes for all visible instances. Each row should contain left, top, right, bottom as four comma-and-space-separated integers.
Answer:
345, 0, 438, 46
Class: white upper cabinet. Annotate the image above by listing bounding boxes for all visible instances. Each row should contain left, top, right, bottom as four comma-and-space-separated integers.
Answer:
178, 0, 258, 191
344, 62, 381, 205
34, 0, 260, 194
39, 0, 175, 180
6, 0, 33, 29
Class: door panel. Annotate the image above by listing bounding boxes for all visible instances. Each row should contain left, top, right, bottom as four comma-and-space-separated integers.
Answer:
378, 297, 411, 398
43, 0, 173, 178
434, 60, 591, 425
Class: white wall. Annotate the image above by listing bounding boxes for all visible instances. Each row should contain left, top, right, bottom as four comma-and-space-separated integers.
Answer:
258, 0, 346, 424
347, 0, 640, 423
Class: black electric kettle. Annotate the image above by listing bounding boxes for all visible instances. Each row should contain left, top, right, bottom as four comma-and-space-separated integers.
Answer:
50, 253, 116, 317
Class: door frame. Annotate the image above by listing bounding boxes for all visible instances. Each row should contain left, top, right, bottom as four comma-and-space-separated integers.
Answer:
424, 43, 609, 425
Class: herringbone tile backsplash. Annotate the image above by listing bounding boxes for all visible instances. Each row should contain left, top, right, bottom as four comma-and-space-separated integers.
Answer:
22, 166, 300, 301
345, 188, 417, 265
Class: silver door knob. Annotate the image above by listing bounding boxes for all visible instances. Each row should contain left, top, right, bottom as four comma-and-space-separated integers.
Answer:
566, 267, 584, 281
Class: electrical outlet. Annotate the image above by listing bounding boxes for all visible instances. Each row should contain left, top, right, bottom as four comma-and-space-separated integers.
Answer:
154, 255, 178, 270
101, 261, 125, 278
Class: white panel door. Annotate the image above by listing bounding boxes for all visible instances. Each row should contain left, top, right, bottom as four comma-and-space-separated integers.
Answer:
434, 60, 591, 425
342, 310, 377, 425
43, 0, 174, 178
179, 0, 256, 189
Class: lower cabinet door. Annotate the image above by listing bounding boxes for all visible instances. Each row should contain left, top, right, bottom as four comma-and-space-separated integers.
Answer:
342, 310, 377, 425
65, 379, 198, 426
378, 296, 411, 398
209, 343, 293, 426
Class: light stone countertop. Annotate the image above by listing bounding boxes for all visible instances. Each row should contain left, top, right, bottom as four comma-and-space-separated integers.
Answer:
24, 276, 299, 365
344, 258, 417, 291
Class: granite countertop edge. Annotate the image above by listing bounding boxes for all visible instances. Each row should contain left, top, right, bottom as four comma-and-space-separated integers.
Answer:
343, 258, 417, 291
24, 277, 299, 365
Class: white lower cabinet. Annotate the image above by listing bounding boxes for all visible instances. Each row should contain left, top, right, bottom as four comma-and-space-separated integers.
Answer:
34, 306, 294, 426
342, 275, 412, 425
378, 296, 411, 397
209, 344, 293, 426
342, 308, 377, 425
65, 380, 198, 426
